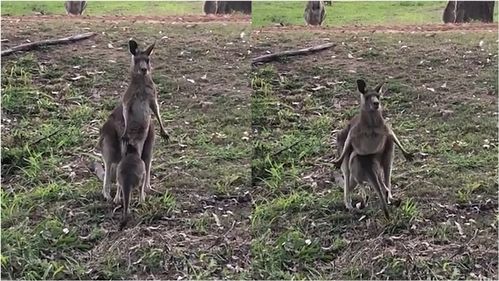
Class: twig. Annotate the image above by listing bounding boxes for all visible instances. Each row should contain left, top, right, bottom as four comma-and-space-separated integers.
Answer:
252, 42, 335, 65
29, 130, 60, 147
1, 32, 96, 57
272, 139, 302, 157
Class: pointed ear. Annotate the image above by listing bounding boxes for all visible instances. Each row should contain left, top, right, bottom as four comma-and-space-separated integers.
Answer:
129, 40, 138, 56
144, 41, 156, 56
357, 79, 367, 95
374, 81, 386, 95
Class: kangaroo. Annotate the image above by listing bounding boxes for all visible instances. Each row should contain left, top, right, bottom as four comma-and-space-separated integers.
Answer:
64, 1, 87, 16
97, 103, 154, 202
98, 39, 169, 202
333, 79, 413, 167
122, 39, 169, 149
337, 123, 392, 218
304, 0, 326, 26
116, 143, 145, 229
334, 79, 413, 217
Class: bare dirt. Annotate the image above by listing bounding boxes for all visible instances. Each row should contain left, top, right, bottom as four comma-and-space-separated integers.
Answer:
2, 14, 251, 24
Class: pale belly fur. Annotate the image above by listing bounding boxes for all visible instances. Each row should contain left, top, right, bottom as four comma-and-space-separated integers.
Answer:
127, 100, 151, 137
351, 130, 387, 155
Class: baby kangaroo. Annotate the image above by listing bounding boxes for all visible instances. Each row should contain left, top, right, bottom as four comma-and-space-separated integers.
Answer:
334, 79, 413, 218
116, 144, 145, 229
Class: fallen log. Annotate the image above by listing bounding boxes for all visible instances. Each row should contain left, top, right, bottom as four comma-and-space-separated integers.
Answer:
1, 32, 96, 57
252, 42, 335, 65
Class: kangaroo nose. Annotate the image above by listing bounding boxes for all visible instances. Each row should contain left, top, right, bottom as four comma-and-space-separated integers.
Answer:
373, 101, 379, 108
140, 67, 147, 74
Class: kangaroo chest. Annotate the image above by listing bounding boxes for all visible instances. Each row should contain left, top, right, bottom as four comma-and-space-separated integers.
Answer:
125, 88, 154, 135
129, 98, 151, 122
350, 125, 388, 155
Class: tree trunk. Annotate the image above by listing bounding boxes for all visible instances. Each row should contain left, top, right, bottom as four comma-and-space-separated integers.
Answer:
204, 1, 217, 14
443, 1, 495, 23
215, 1, 252, 15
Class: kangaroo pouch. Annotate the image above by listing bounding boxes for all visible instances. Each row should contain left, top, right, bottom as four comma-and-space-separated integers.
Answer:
351, 129, 387, 155
127, 100, 152, 140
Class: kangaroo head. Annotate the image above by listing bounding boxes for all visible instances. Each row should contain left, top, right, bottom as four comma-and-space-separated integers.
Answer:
128, 39, 155, 76
357, 79, 386, 112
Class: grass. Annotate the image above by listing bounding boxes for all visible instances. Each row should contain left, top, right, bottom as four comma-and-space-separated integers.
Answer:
1, 18, 251, 279
1, 1, 202, 16
250, 30, 498, 279
253, 1, 499, 27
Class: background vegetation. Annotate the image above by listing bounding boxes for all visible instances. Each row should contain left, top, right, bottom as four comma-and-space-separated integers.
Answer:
1, 1, 202, 16
253, 1, 498, 27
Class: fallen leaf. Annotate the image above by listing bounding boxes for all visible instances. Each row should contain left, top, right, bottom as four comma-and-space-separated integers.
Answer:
455, 221, 464, 236
212, 213, 221, 227
71, 75, 86, 81
311, 85, 325, 91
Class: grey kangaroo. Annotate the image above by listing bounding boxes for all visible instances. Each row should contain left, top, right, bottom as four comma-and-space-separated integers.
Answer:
64, 1, 86, 15
304, 0, 326, 26
334, 79, 413, 218
116, 143, 145, 229
98, 39, 169, 202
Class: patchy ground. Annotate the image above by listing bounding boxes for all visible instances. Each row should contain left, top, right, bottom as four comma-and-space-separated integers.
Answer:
251, 26, 498, 279
1, 17, 251, 279
254, 22, 498, 33
3, 14, 251, 24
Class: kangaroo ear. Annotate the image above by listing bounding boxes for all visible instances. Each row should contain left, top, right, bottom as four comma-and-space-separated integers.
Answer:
374, 81, 386, 95
144, 41, 156, 56
357, 79, 367, 95
129, 40, 138, 56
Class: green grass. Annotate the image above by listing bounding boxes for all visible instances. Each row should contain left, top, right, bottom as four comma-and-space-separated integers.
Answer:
251, 30, 498, 279
253, 1, 499, 27
1, 1, 202, 16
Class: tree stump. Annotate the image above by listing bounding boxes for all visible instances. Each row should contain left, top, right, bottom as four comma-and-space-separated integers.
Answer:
443, 1, 495, 23
215, 1, 252, 15
204, 1, 218, 15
